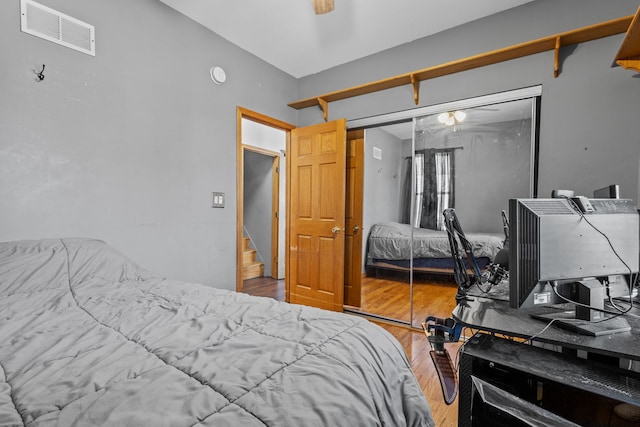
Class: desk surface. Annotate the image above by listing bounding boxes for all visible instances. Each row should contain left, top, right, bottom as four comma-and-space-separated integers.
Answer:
452, 289, 640, 361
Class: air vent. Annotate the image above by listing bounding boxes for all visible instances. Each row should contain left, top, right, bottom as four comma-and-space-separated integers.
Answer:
520, 199, 575, 215
21, 0, 95, 56
515, 201, 539, 306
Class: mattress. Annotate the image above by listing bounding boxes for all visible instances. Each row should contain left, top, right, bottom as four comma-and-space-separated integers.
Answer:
367, 221, 504, 262
0, 238, 434, 426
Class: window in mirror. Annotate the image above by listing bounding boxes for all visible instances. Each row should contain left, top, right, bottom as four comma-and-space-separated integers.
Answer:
411, 97, 537, 234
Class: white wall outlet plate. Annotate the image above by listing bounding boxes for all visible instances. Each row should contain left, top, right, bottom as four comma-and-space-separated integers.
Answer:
212, 192, 225, 208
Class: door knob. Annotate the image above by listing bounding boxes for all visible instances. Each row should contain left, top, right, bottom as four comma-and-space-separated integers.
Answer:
331, 226, 341, 235
352, 225, 360, 234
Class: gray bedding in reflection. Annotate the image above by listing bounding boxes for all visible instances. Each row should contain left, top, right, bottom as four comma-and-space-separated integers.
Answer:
368, 221, 504, 261
0, 238, 434, 426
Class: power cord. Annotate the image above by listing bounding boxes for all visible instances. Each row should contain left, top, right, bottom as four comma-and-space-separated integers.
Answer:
523, 317, 564, 344
562, 197, 637, 315
550, 281, 632, 318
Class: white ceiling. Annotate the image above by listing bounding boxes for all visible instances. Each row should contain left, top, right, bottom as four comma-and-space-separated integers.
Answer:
158, 0, 537, 78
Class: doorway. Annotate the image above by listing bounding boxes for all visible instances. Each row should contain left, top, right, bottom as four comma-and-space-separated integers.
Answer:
236, 107, 295, 294
243, 147, 280, 280
237, 110, 350, 311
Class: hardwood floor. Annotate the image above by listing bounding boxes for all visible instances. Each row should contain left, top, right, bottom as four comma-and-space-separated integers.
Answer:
357, 273, 460, 326
241, 277, 285, 300
241, 275, 463, 426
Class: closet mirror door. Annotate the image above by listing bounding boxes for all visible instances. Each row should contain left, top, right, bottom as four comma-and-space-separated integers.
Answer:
346, 125, 413, 325
410, 97, 537, 328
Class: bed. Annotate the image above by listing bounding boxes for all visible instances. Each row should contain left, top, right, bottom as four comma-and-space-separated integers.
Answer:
366, 221, 504, 277
0, 238, 434, 426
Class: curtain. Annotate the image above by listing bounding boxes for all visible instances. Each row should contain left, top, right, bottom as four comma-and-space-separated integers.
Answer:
420, 150, 438, 229
400, 149, 455, 229
434, 151, 455, 229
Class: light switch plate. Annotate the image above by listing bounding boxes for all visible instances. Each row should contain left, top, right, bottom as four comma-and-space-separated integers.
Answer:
212, 192, 225, 208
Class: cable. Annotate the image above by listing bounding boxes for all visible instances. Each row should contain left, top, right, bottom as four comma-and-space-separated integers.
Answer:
564, 197, 636, 314
550, 282, 631, 319
567, 197, 636, 281
523, 317, 563, 344
609, 293, 632, 313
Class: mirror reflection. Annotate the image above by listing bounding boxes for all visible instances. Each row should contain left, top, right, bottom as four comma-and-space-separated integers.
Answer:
346, 94, 538, 328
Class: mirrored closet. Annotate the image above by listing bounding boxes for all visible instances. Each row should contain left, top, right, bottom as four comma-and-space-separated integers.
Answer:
345, 86, 541, 328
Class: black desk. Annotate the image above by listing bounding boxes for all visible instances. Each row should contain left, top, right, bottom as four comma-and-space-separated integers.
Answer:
452, 292, 640, 361
457, 333, 640, 427
451, 287, 640, 426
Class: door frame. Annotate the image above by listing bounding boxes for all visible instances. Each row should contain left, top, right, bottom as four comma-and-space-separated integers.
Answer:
236, 107, 295, 293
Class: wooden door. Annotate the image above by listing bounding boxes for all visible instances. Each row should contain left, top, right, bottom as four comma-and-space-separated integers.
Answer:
289, 119, 346, 311
344, 129, 364, 307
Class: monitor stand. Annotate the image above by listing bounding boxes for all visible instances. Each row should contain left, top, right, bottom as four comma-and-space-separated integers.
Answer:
531, 278, 631, 336
531, 310, 631, 336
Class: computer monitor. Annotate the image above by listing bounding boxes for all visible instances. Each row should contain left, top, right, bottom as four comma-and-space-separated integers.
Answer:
550, 189, 574, 198
508, 197, 639, 335
593, 184, 620, 199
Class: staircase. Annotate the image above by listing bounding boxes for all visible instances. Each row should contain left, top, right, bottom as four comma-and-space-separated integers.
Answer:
242, 236, 264, 280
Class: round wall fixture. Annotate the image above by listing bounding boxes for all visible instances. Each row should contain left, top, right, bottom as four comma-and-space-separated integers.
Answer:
210, 66, 226, 85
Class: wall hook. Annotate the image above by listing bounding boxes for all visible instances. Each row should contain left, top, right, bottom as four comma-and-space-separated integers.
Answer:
36, 64, 45, 81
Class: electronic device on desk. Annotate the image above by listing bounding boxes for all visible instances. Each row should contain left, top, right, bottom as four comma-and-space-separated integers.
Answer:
509, 197, 639, 336
593, 184, 620, 199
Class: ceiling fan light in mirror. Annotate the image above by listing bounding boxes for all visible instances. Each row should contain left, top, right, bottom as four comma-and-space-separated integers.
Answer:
453, 110, 466, 122
313, 0, 334, 14
438, 111, 466, 126
437, 112, 450, 124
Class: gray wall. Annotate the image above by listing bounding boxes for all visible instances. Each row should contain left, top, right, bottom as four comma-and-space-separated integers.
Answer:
298, 0, 640, 204
452, 123, 532, 232
243, 150, 273, 277
362, 127, 404, 265
0, 0, 297, 289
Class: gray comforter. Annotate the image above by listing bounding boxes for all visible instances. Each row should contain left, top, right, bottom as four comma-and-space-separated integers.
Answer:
0, 238, 434, 426
368, 221, 504, 261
